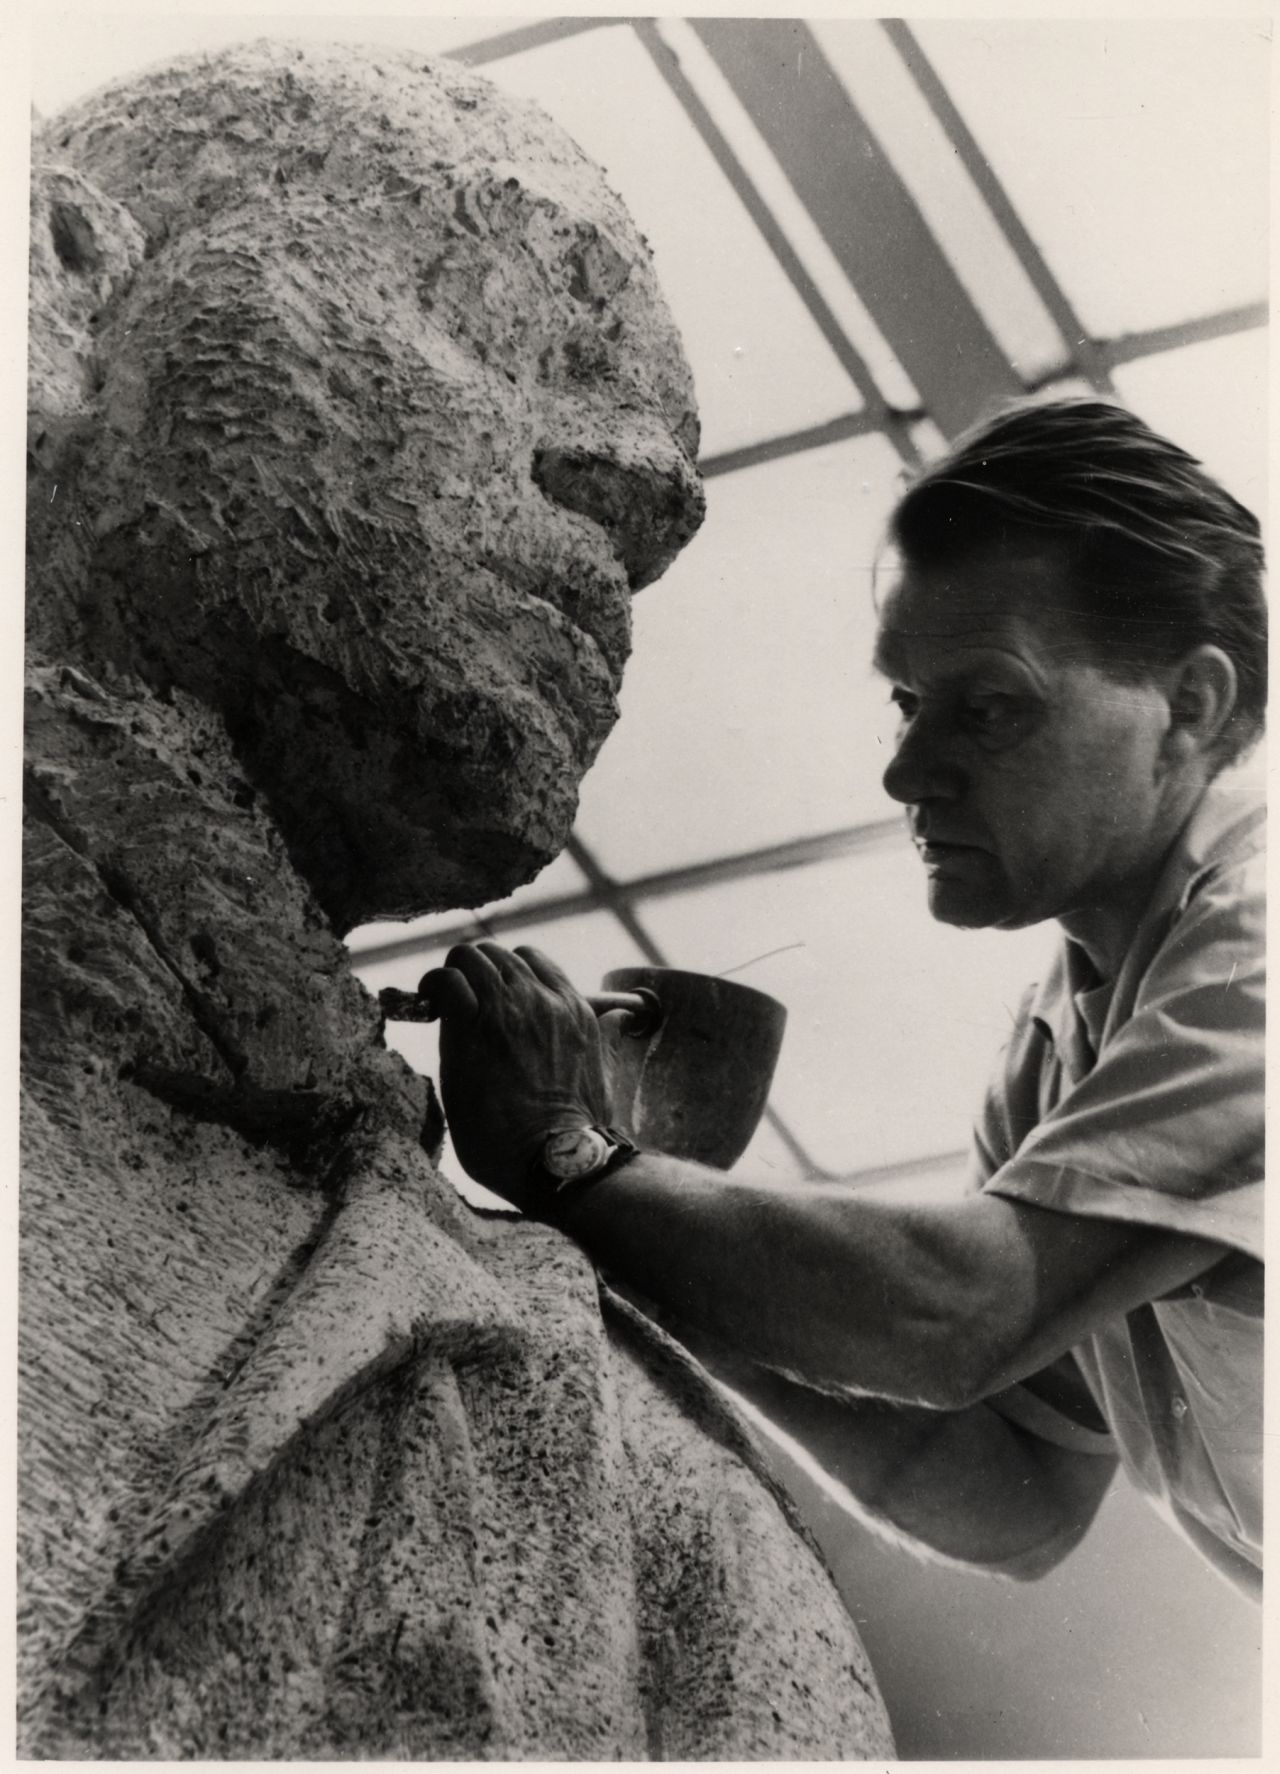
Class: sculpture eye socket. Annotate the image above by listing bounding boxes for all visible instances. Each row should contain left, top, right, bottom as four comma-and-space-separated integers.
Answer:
49, 200, 102, 276
564, 224, 632, 307
561, 323, 619, 383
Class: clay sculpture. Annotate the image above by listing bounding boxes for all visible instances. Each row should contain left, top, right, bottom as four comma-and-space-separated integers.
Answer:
22, 40, 892, 1757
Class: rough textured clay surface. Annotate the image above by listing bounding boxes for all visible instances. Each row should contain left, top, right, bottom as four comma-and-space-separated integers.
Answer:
22, 41, 892, 1758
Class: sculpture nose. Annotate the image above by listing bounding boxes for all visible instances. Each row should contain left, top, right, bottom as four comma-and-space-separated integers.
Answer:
532, 436, 706, 590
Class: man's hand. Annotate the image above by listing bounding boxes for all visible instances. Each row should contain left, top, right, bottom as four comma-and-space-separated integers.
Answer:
420, 941, 619, 1213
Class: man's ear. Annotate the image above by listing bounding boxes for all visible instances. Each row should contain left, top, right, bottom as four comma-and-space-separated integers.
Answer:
1162, 645, 1239, 763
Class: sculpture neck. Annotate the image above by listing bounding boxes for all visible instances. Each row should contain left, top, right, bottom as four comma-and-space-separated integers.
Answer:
23, 659, 427, 1152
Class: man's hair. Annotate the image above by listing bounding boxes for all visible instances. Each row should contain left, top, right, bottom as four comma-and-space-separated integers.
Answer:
888, 397, 1267, 762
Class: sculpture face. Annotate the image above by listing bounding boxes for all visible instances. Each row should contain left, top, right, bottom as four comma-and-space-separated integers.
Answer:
32, 42, 705, 927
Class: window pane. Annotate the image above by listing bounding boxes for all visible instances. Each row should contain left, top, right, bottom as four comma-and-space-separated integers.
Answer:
485, 24, 867, 456
575, 433, 906, 877
1113, 331, 1268, 519
915, 20, 1269, 339
813, 19, 1067, 383
657, 19, 921, 412
639, 843, 1057, 1177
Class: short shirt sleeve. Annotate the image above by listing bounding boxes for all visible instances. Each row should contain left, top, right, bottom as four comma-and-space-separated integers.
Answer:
979, 851, 1264, 1262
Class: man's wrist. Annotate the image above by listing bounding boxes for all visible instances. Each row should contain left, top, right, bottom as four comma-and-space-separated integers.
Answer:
530, 1124, 642, 1216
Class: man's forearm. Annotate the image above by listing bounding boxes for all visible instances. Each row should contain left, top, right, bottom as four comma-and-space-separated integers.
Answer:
555, 1151, 995, 1408
554, 1145, 1225, 1410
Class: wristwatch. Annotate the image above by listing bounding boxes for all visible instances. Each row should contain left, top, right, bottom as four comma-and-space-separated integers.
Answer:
537, 1124, 641, 1195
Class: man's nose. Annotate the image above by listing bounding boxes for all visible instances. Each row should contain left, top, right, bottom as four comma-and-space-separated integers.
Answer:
532, 429, 706, 591
881, 711, 962, 806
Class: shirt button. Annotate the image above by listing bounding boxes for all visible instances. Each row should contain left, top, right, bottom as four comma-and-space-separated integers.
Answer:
1171, 1396, 1188, 1418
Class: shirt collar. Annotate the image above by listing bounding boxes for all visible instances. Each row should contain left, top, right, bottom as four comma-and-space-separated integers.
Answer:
1029, 942, 1103, 1084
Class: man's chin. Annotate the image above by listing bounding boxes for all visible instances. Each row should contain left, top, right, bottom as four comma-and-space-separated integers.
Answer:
925, 878, 1006, 931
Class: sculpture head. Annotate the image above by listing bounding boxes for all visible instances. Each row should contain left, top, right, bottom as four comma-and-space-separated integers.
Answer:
28, 40, 704, 929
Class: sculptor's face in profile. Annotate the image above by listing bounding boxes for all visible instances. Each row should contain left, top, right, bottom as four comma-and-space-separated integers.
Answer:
49, 43, 705, 921
875, 541, 1180, 938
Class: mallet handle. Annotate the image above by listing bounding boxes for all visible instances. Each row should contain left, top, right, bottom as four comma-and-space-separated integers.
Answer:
378, 984, 659, 1033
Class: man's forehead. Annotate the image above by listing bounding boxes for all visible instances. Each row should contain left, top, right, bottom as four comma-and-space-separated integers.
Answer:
872, 547, 1082, 676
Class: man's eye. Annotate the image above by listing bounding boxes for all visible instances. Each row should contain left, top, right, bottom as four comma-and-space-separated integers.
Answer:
962, 694, 1017, 734
889, 689, 918, 721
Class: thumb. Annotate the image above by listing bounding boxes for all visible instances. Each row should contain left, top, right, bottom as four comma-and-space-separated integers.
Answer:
596, 1008, 637, 1108
596, 1007, 637, 1047
417, 965, 480, 1024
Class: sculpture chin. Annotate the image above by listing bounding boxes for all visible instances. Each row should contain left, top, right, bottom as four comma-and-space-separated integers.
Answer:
57, 491, 626, 930
204, 616, 605, 933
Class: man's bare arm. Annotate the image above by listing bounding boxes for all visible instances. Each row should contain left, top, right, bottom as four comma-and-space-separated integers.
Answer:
424, 937, 1228, 1573
557, 1150, 1224, 1410
424, 938, 1226, 1409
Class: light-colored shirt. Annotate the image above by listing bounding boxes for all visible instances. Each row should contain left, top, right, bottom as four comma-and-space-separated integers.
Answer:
970, 777, 1264, 1597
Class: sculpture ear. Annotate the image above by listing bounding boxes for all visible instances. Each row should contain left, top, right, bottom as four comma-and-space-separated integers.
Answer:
1162, 645, 1239, 764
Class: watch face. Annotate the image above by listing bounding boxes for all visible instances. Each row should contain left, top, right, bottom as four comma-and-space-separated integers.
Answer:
544, 1127, 608, 1180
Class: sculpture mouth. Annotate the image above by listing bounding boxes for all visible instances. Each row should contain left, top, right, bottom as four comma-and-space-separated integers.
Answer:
482, 547, 633, 690
545, 585, 631, 690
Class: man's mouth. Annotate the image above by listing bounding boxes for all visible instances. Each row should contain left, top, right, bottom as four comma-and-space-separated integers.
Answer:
913, 831, 980, 850
913, 836, 988, 866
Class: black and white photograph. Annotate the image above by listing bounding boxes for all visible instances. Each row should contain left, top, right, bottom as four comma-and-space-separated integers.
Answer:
17, 8, 1268, 1761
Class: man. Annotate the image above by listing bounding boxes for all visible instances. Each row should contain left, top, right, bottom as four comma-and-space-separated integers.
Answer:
426, 398, 1265, 1597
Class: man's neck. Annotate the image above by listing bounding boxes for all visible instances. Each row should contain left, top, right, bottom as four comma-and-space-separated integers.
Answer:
1057, 777, 1209, 979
